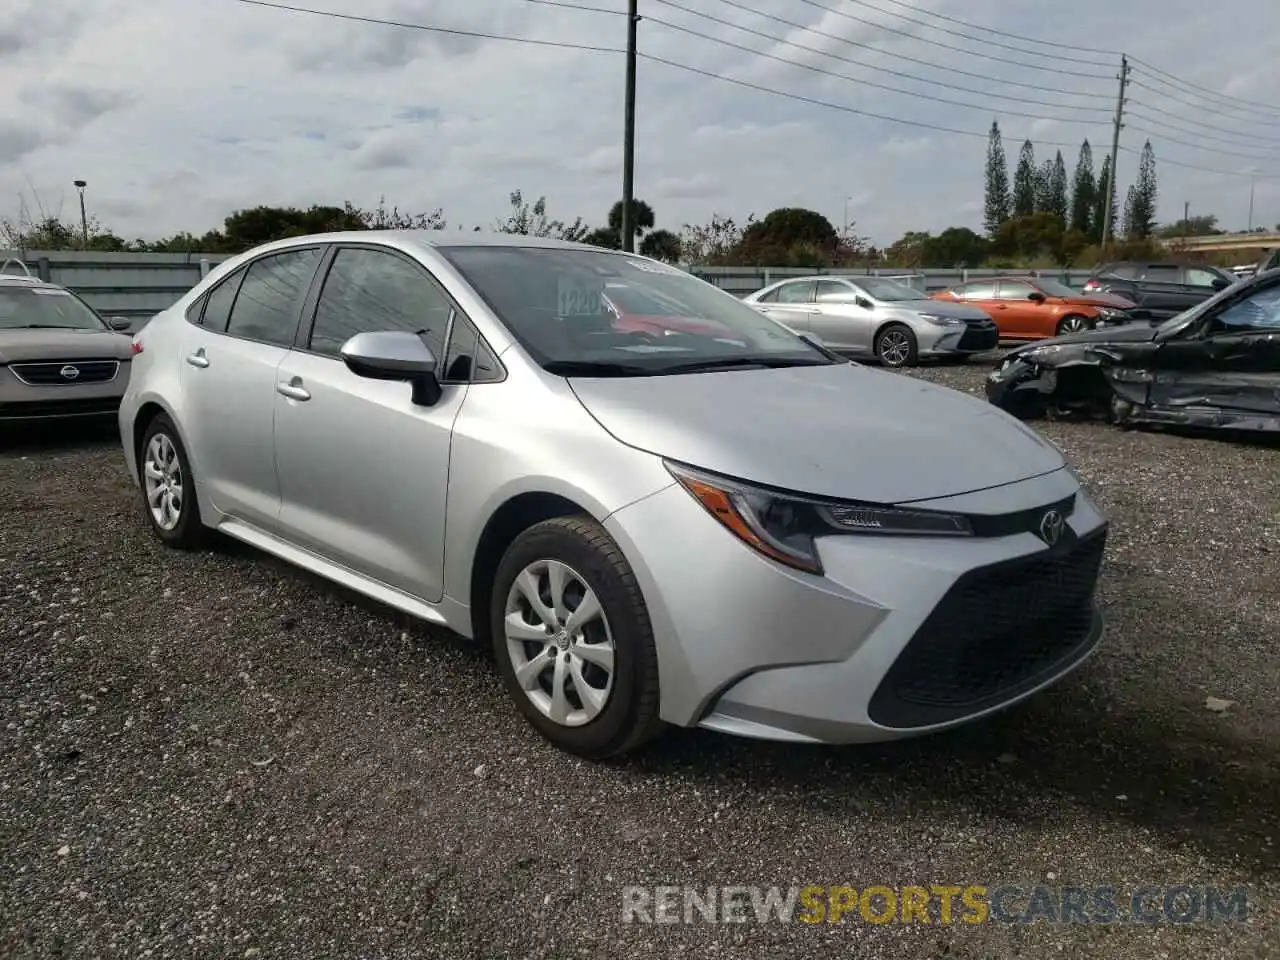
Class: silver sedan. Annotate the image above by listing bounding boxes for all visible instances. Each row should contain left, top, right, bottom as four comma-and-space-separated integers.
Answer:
743, 275, 999, 367
118, 233, 1106, 759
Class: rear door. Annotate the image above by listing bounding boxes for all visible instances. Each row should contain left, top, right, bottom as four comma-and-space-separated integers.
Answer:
753, 280, 817, 332
1146, 274, 1280, 416
1136, 264, 1194, 320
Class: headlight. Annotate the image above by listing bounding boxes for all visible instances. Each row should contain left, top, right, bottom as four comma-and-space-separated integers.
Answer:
918, 313, 963, 326
665, 462, 973, 575
1095, 307, 1126, 321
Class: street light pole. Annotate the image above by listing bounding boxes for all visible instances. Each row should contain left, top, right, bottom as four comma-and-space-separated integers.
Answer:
1248, 180, 1255, 232
74, 180, 88, 249
620, 0, 638, 253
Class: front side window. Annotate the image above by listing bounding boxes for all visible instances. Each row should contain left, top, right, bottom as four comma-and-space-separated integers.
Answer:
997, 281, 1038, 300
1209, 284, 1280, 334
225, 248, 321, 346
438, 246, 832, 375
309, 247, 451, 360
0, 286, 105, 330
1184, 267, 1222, 288
814, 280, 855, 302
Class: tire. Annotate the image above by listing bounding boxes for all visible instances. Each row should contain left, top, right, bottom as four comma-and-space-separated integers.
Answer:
1056, 314, 1091, 336
874, 323, 918, 368
490, 515, 663, 759
138, 414, 206, 549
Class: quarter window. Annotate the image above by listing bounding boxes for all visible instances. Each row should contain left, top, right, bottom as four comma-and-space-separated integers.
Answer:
199, 269, 245, 331
441, 312, 503, 383
309, 247, 451, 360
225, 248, 320, 346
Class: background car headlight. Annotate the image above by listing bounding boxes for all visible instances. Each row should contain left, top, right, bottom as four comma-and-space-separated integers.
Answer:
665, 462, 973, 575
918, 313, 964, 326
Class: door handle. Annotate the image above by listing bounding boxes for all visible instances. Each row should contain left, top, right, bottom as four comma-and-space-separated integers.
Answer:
277, 379, 311, 402
186, 349, 209, 368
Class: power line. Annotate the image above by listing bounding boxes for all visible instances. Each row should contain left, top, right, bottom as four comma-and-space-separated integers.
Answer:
789, 0, 1114, 77
1127, 77, 1280, 129
517, 0, 624, 13
853, 0, 1123, 58
672, 0, 1114, 102
1128, 56, 1280, 117
1126, 106, 1280, 150
645, 16, 1113, 124
227, 0, 625, 53
1126, 123, 1280, 164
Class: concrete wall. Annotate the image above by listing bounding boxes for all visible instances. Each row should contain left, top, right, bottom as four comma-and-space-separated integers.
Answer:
2, 249, 1094, 327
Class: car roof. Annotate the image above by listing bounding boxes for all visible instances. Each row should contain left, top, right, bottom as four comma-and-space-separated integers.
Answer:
0, 275, 64, 290
237, 229, 616, 253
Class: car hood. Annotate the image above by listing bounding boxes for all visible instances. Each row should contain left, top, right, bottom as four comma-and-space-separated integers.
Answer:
568, 362, 1065, 503
0, 328, 132, 364
891, 299, 992, 320
1007, 322, 1159, 357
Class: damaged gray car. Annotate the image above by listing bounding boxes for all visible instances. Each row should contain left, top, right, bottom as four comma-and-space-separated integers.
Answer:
986, 267, 1280, 432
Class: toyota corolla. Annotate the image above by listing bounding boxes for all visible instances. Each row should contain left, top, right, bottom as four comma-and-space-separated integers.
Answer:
119, 232, 1108, 758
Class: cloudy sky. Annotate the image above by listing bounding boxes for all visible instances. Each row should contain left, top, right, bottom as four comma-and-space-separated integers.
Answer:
2, 0, 1278, 247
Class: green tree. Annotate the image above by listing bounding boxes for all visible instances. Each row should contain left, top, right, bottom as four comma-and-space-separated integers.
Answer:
638, 228, 681, 262
983, 121, 1011, 236
1013, 140, 1037, 218
1157, 214, 1221, 238
1092, 154, 1116, 244
1070, 140, 1095, 236
924, 226, 990, 267
733, 208, 841, 266
1045, 151, 1069, 221
496, 190, 589, 241
1124, 140, 1158, 239
678, 214, 751, 265
883, 230, 932, 268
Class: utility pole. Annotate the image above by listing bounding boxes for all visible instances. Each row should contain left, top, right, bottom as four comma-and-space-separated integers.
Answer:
74, 180, 89, 249
1100, 55, 1129, 253
1184, 200, 1190, 240
620, 0, 638, 253
1248, 180, 1255, 231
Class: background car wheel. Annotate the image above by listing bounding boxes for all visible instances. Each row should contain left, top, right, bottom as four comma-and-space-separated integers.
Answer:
875, 324, 918, 368
490, 516, 663, 759
139, 414, 206, 549
1056, 314, 1091, 336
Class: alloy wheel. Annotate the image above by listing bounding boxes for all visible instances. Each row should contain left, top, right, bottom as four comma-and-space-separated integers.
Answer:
143, 433, 184, 531
1059, 315, 1088, 334
504, 559, 616, 727
879, 330, 911, 366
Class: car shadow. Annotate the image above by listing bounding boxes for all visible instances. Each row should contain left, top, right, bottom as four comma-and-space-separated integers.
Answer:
617, 679, 1278, 879
0, 419, 121, 453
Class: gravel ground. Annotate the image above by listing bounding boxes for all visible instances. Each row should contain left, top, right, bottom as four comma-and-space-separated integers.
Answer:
2, 360, 1278, 959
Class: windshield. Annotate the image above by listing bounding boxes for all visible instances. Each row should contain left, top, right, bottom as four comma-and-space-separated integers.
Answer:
0, 286, 105, 330
438, 246, 834, 375
1033, 279, 1081, 298
857, 277, 922, 302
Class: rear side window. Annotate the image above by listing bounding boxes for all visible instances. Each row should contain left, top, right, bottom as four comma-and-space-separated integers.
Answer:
775, 281, 814, 304
1143, 264, 1180, 281
225, 248, 321, 346
1102, 263, 1139, 279
199, 269, 245, 331
961, 281, 996, 299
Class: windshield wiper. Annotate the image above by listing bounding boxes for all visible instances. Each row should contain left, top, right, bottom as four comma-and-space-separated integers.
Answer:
13, 324, 82, 329
657, 356, 828, 374
542, 360, 653, 377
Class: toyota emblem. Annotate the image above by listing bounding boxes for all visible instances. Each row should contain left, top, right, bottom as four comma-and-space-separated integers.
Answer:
60, 365, 80, 380
1038, 509, 1065, 546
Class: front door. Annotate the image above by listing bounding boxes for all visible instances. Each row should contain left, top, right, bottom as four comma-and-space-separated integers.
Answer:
272, 245, 469, 604
178, 246, 322, 530
993, 279, 1051, 338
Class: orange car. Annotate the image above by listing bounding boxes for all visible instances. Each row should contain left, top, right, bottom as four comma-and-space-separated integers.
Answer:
931, 276, 1137, 340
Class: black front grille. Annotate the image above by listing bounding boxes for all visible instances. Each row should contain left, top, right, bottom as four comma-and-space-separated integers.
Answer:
868, 527, 1107, 728
957, 326, 999, 350
0, 397, 122, 420
9, 360, 119, 385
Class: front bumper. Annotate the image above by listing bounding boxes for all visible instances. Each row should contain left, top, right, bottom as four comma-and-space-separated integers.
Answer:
0, 364, 129, 422
605, 467, 1107, 743
918, 320, 1000, 357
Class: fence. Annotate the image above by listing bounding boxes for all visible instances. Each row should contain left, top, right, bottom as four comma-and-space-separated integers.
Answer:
1, 249, 1096, 328
0, 249, 233, 328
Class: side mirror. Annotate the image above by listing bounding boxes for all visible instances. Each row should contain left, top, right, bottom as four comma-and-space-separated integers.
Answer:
1027, 291, 1047, 303
341, 331, 440, 405
1210, 277, 1230, 291
107, 317, 131, 331
855, 296, 875, 310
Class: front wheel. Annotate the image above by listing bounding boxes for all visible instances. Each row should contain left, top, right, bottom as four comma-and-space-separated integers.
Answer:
875, 323, 918, 368
1056, 314, 1091, 336
490, 516, 663, 759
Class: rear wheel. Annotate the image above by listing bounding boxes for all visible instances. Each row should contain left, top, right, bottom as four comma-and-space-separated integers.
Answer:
490, 516, 663, 759
875, 323, 918, 368
1056, 314, 1091, 336
139, 414, 206, 549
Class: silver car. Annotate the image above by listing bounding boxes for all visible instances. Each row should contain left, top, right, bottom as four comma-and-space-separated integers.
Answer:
0, 274, 134, 423
743, 275, 999, 367
118, 232, 1107, 758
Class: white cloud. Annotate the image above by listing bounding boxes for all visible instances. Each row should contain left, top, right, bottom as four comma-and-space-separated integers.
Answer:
0, 0, 1277, 247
